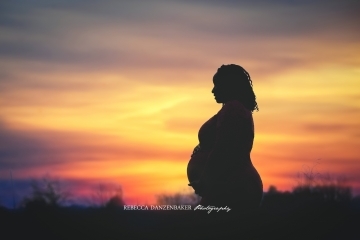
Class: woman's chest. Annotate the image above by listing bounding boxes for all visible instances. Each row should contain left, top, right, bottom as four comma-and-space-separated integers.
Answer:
198, 114, 217, 149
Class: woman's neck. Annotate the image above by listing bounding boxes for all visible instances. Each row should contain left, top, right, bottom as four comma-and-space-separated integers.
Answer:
222, 98, 239, 105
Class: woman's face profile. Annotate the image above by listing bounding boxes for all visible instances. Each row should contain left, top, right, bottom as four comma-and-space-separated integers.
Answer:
212, 73, 231, 103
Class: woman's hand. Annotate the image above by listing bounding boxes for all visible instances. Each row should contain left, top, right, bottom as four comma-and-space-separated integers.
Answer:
188, 179, 211, 197
191, 144, 201, 157
188, 180, 204, 196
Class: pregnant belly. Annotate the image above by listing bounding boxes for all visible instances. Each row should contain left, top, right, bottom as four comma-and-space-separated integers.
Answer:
187, 150, 209, 183
188, 153, 262, 190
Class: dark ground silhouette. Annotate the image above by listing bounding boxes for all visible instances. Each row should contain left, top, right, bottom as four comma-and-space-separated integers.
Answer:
1, 188, 360, 240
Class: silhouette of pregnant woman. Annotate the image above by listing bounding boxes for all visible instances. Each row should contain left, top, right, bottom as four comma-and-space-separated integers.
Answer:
187, 64, 263, 212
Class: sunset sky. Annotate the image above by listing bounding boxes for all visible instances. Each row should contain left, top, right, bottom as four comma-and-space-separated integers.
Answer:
1, 0, 360, 208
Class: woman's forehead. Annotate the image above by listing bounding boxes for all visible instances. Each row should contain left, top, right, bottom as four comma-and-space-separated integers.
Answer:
213, 73, 221, 82
212, 72, 226, 85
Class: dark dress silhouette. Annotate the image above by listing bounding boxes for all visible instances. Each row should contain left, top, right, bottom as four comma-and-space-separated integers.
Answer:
187, 99, 263, 212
